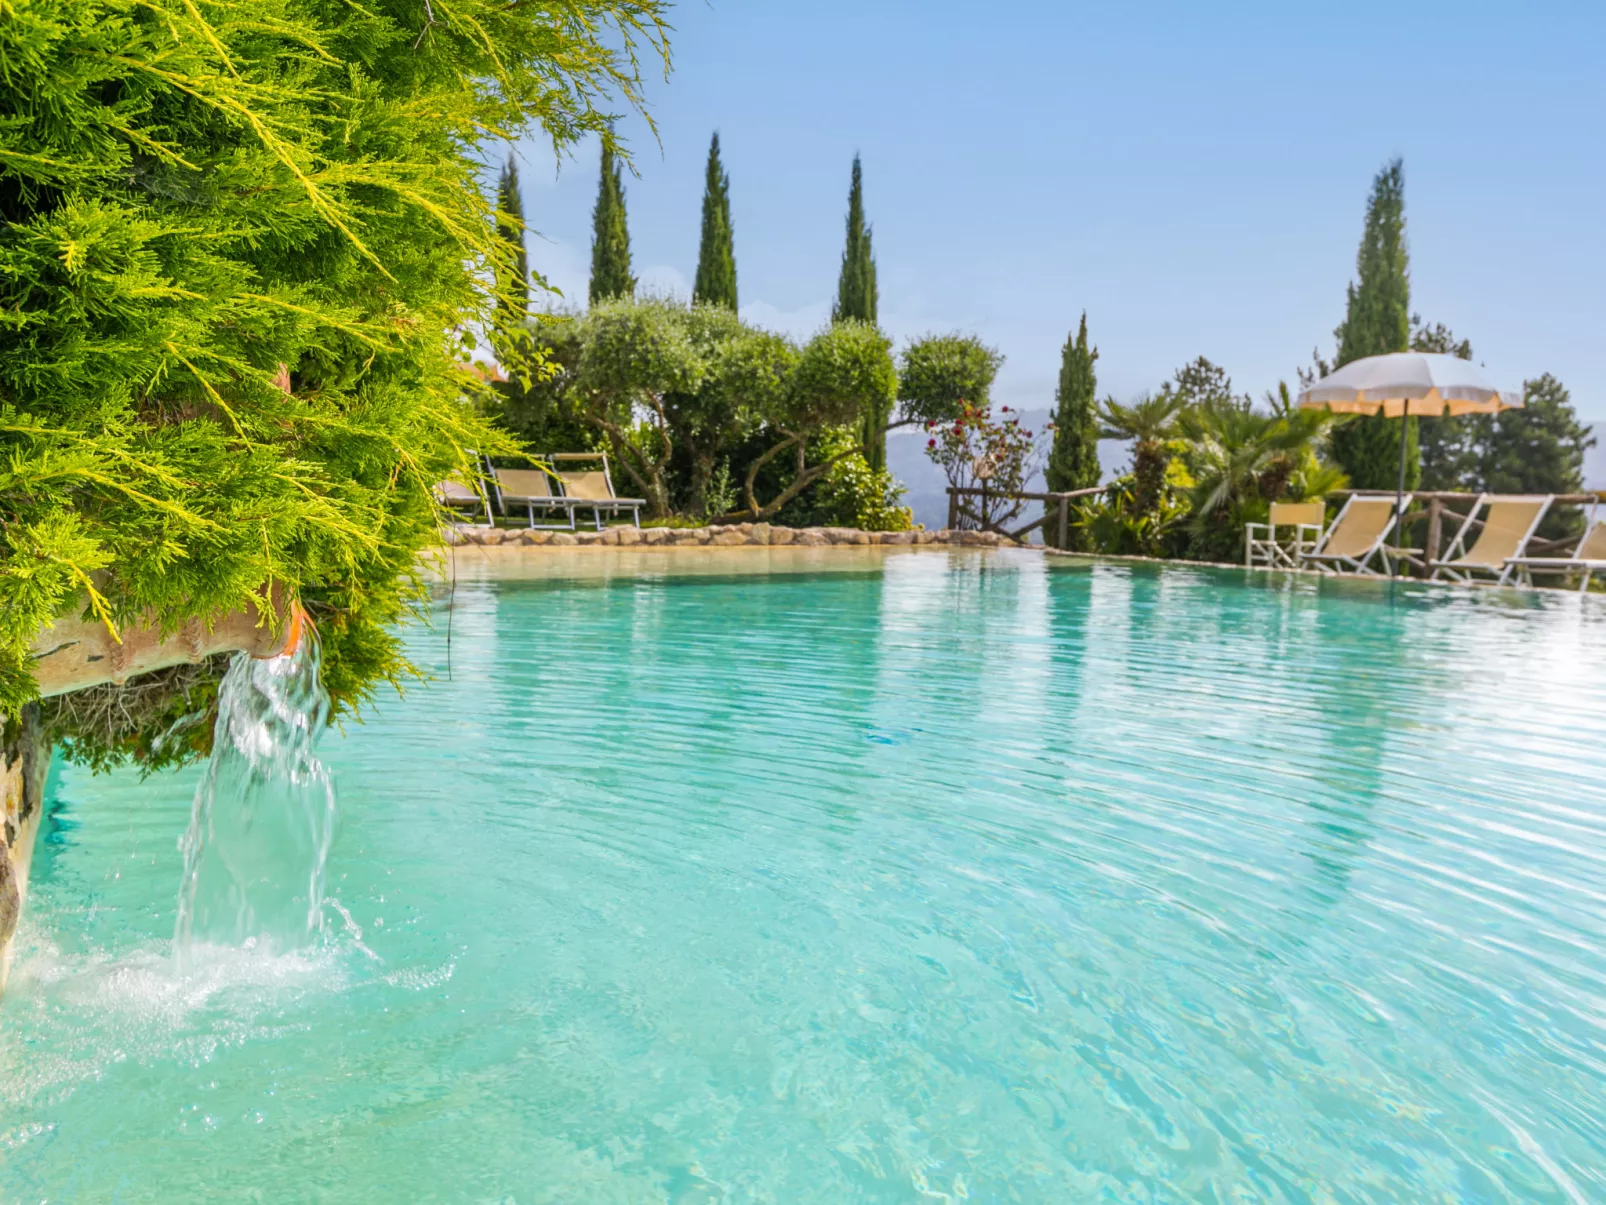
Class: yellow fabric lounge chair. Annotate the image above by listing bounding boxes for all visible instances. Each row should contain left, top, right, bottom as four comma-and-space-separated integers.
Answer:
491, 466, 579, 531
550, 452, 644, 530
1504, 518, 1606, 592
1299, 494, 1408, 576
1245, 500, 1326, 569
1428, 494, 1553, 585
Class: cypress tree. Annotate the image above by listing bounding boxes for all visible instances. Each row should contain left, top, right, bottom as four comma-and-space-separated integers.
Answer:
590, 141, 636, 305
692, 133, 738, 310
1044, 313, 1101, 547
1329, 158, 1418, 490
832, 155, 885, 468
495, 155, 531, 362
833, 154, 878, 325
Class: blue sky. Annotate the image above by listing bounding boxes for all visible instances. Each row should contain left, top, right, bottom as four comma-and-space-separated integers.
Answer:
507, 0, 1606, 421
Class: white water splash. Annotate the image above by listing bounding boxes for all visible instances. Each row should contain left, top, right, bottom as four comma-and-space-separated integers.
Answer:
174, 631, 335, 965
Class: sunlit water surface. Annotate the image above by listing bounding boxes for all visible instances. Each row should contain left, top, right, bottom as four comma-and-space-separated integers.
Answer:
4, 548, 1605, 1202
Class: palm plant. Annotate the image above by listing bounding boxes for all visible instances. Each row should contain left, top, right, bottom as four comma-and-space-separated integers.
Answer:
1179, 400, 1342, 561
1098, 390, 1186, 515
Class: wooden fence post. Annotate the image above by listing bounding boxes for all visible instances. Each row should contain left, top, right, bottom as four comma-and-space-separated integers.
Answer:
1424, 497, 1443, 576
947, 487, 959, 531
1056, 495, 1068, 550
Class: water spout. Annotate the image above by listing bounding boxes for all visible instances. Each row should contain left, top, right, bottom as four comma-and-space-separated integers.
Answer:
174, 626, 335, 965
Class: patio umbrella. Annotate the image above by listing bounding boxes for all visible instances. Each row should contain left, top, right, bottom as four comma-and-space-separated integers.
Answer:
1297, 352, 1524, 575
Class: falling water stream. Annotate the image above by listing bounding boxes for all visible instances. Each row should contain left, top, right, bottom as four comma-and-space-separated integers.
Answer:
173, 631, 335, 964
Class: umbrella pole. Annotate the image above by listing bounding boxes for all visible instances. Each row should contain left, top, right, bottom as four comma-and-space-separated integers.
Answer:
1392, 405, 1409, 578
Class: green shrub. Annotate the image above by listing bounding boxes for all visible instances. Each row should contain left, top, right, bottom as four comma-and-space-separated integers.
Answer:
1, 0, 667, 758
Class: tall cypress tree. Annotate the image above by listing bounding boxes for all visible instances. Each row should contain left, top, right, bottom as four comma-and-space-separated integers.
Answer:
692, 132, 737, 310
1044, 313, 1101, 547
494, 155, 530, 362
1329, 158, 1417, 490
832, 155, 885, 468
590, 140, 635, 305
833, 154, 878, 325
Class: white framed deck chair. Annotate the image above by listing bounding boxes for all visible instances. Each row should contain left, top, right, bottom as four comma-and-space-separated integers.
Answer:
1428, 494, 1553, 585
1505, 518, 1606, 592
1299, 494, 1408, 577
549, 452, 644, 530
1245, 500, 1326, 569
492, 466, 579, 530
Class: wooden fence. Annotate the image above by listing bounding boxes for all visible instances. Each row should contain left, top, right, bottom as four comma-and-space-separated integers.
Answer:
946, 486, 1103, 546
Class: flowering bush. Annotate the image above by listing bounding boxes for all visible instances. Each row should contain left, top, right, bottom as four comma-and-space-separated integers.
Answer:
924, 403, 1045, 530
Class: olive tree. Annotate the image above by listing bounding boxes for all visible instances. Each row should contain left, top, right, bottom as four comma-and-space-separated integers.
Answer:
897, 334, 1002, 427
729, 321, 897, 521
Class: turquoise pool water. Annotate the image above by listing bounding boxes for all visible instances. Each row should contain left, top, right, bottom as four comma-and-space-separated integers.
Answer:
4, 548, 1606, 1201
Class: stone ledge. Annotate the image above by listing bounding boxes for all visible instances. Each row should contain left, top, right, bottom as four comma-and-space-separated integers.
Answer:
443, 524, 1012, 550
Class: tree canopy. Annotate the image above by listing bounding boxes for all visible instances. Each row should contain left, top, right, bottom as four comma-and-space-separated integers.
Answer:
509, 301, 898, 523
897, 334, 1001, 427
0, 0, 669, 757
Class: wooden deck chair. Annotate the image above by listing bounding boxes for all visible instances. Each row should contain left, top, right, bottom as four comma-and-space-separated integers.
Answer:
1245, 500, 1326, 569
550, 452, 644, 530
1505, 518, 1606, 592
1429, 494, 1552, 585
1299, 494, 1407, 577
492, 466, 578, 530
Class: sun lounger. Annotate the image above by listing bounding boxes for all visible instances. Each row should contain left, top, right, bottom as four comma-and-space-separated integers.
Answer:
492, 466, 579, 530
1429, 494, 1552, 585
1505, 518, 1606, 592
1299, 494, 1407, 576
550, 453, 644, 530
1245, 500, 1326, 569
434, 478, 494, 526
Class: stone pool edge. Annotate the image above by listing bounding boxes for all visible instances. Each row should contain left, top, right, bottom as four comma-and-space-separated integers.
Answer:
444, 523, 1011, 549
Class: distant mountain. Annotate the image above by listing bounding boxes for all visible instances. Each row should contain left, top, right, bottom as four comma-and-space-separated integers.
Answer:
888, 408, 1129, 534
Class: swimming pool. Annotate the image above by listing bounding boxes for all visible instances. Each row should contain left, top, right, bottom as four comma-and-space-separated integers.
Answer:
4, 548, 1604, 1200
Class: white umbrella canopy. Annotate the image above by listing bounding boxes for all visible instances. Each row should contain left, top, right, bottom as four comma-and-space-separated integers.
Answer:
1297, 351, 1524, 417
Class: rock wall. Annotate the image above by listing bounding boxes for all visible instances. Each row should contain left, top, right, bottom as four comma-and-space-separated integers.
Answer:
445, 523, 1011, 550
0, 707, 49, 995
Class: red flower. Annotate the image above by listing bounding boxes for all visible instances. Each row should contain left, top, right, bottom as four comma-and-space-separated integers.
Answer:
927, 438, 936, 448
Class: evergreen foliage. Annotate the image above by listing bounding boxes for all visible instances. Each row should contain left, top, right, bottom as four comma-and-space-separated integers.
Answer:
495, 156, 532, 366
1329, 158, 1418, 491
831, 156, 885, 471
692, 133, 738, 311
1044, 315, 1101, 546
833, 157, 878, 326
0, 0, 668, 751
1402, 324, 1592, 537
1411, 319, 1478, 491
590, 142, 636, 305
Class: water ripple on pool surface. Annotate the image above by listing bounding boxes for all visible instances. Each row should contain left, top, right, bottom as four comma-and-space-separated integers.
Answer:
4, 549, 1606, 1201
